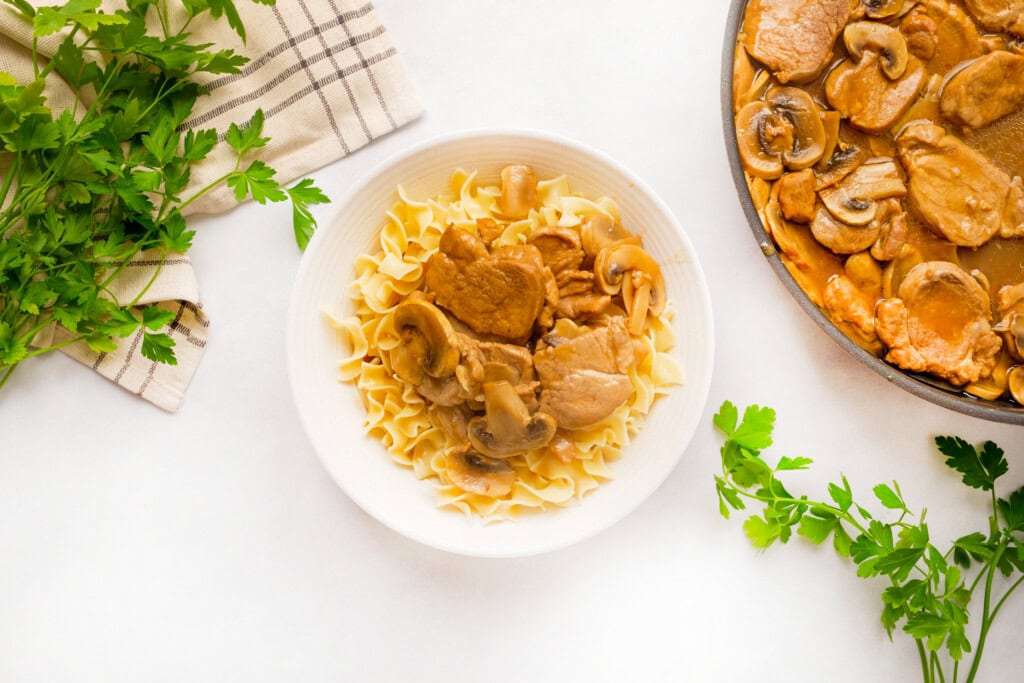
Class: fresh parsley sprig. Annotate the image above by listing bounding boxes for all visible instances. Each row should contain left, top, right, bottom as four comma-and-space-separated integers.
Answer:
0, 0, 329, 392
715, 401, 1024, 683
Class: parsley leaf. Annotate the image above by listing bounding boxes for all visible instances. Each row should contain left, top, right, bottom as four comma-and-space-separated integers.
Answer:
936, 436, 1007, 491
714, 402, 1023, 682
0, 0, 329, 395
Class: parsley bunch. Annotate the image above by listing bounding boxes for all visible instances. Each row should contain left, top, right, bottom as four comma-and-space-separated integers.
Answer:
715, 401, 1024, 683
0, 0, 328, 391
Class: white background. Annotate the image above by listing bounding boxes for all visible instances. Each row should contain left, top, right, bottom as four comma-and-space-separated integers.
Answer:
3, 1, 1023, 681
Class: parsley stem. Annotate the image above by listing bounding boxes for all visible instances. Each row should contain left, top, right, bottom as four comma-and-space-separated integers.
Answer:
23, 335, 86, 358
989, 572, 1024, 623
0, 363, 16, 393
917, 640, 931, 683
128, 253, 166, 307
174, 166, 240, 217
0, 154, 20, 209
931, 651, 946, 683
965, 539, 1008, 682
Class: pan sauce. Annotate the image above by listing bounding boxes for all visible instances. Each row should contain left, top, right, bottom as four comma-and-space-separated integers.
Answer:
734, 0, 1024, 405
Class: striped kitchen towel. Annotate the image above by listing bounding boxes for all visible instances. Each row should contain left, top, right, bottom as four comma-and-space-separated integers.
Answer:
0, 0, 424, 411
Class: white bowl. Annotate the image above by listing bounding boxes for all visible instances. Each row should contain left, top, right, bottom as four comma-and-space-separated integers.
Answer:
286, 129, 714, 557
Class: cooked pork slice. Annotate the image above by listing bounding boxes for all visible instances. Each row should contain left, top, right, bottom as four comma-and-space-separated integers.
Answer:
941, 51, 1024, 129
527, 226, 585, 275
902, 0, 982, 73
425, 226, 545, 341
896, 124, 1020, 247
964, 0, 1024, 36
534, 318, 635, 430
742, 0, 851, 84
875, 262, 1002, 386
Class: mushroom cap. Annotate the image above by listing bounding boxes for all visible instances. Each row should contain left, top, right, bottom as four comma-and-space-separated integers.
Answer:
815, 145, 867, 191
764, 86, 828, 170
818, 160, 907, 226
444, 446, 516, 498
391, 298, 461, 384
811, 205, 881, 254
1009, 366, 1024, 405
593, 243, 667, 317
864, 0, 908, 19
467, 381, 556, 458
844, 21, 910, 79
580, 213, 641, 258
735, 101, 786, 180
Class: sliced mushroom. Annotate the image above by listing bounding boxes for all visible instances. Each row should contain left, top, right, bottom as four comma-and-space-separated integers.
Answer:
736, 87, 828, 179
819, 110, 842, 163
811, 205, 881, 253
580, 213, 641, 258
467, 381, 556, 458
996, 312, 1024, 361
815, 145, 867, 190
965, 349, 1015, 400
845, 21, 910, 79
390, 299, 461, 385
881, 244, 924, 298
819, 160, 907, 226
736, 101, 787, 180
594, 244, 667, 334
765, 87, 828, 170
1009, 366, 1024, 404
863, 0, 907, 19
445, 446, 516, 498
498, 164, 539, 219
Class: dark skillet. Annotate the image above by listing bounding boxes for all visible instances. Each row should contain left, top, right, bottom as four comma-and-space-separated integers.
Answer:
720, 0, 1024, 425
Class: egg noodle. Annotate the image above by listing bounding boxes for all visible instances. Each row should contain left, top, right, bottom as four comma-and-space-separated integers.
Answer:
327, 170, 682, 521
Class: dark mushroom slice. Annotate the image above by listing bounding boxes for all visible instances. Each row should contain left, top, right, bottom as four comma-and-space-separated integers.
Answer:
815, 145, 867, 191
390, 299, 461, 385
467, 381, 556, 458
445, 446, 516, 498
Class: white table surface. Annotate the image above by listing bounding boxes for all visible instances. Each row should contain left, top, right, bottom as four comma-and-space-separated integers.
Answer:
3, 1, 1023, 681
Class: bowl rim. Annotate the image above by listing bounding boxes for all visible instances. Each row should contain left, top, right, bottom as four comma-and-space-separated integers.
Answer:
719, 0, 1024, 425
286, 126, 717, 556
